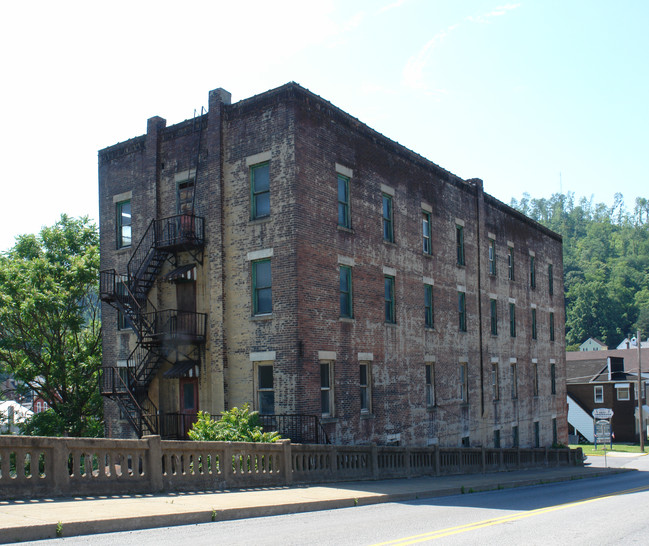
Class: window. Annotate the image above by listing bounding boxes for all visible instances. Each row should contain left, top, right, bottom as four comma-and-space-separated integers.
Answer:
252, 259, 272, 315
617, 386, 630, 401
511, 363, 518, 399
533, 362, 539, 396
425, 363, 435, 407
494, 429, 501, 449
594, 385, 604, 403
360, 362, 371, 413
508, 247, 515, 280
531, 308, 537, 340
177, 178, 195, 215
548, 264, 554, 295
492, 363, 499, 401
382, 194, 394, 242
549, 312, 555, 341
117, 310, 128, 331
116, 200, 132, 249
509, 303, 516, 337
458, 291, 467, 332
257, 364, 274, 414
490, 299, 498, 335
530, 255, 536, 288
534, 421, 540, 448
488, 239, 496, 275
425, 284, 434, 328
552, 418, 558, 446
422, 211, 432, 254
512, 425, 519, 447
384, 276, 396, 323
321, 362, 333, 416
461, 436, 470, 447
340, 266, 353, 318
250, 162, 270, 219
338, 174, 350, 228
550, 363, 556, 394
456, 225, 465, 266
460, 362, 468, 403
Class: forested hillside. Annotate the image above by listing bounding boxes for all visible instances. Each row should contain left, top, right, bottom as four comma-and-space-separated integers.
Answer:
510, 193, 649, 350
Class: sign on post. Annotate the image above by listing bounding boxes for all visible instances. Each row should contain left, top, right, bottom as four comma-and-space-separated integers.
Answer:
592, 408, 614, 419
592, 408, 613, 449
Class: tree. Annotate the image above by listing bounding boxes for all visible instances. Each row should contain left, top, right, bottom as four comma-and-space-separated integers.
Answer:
188, 405, 281, 442
0, 215, 102, 437
510, 192, 649, 347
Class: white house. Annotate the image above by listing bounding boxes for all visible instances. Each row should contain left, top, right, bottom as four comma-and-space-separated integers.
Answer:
616, 337, 649, 350
0, 400, 33, 434
580, 338, 608, 351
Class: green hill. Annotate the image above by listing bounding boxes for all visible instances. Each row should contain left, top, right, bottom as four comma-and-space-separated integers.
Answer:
510, 192, 649, 348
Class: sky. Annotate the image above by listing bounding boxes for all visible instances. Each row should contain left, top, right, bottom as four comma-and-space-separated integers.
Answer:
1, 0, 647, 252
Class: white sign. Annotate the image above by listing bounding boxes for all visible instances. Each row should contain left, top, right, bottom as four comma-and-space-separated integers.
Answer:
592, 408, 614, 419
595, 420, 612, 444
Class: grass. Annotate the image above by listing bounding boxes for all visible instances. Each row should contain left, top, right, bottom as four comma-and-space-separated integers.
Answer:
570, 443, 649, 456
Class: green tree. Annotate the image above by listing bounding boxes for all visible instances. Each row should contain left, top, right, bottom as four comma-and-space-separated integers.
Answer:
188, 405, 281, 442
0, 215, 102, 437
511, 192, 649, 347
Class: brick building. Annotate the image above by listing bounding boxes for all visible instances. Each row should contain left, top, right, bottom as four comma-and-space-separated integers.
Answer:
98, 82, 567, 447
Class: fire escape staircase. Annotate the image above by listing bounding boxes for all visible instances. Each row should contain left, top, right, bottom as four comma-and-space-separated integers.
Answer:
100, 214, 206, 437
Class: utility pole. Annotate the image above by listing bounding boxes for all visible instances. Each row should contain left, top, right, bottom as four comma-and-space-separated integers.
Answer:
638, 330, 645, 452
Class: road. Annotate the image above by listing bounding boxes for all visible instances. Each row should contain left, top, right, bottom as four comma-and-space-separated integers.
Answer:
30, 454, 649, 546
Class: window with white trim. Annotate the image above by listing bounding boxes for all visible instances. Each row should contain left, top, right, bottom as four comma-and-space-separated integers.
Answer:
116, 200, 132, 249
321, 361, 333, 416
360, 362, 371, 413
250, 162, 270, 219
257, 364, 274, 414
426, 363, 435, 407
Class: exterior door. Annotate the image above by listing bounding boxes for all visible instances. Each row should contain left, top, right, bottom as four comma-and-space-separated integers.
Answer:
179, 377, 198, 438
176, 281, 196, 336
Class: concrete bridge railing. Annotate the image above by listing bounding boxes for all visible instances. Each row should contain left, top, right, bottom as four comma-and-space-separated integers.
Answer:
0, 435, 583, 500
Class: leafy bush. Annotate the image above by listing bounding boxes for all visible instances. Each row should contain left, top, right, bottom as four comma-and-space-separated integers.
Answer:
188, 404, 281, 442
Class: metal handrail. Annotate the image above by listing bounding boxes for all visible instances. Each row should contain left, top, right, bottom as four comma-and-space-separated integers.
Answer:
100, 366, 159, 436
154, 214, 205, 249
127, 219, 156, 286
141, 309, 208, 340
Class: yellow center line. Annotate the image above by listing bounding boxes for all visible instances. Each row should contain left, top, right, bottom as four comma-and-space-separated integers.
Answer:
371, 484, 649, 545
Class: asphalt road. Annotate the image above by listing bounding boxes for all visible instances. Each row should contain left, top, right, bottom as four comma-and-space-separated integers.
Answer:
28, 454, 649, 546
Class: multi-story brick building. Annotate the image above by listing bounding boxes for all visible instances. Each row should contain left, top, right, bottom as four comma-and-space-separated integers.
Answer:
99, 82, 567, 447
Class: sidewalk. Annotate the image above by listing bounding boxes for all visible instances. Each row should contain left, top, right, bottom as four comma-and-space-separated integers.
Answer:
0, 464, 630, 543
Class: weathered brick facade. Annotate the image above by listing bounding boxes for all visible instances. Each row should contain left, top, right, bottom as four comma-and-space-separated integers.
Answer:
99, 83, 567, 447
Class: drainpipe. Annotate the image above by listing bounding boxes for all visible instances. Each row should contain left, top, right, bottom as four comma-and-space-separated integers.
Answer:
468, 178, 486, 418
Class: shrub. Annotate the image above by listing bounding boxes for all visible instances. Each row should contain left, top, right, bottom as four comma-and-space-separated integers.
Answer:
188, 404, 281, 442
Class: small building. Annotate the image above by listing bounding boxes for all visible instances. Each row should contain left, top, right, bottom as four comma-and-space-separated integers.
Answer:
0, 401, 33, 434
566, 350, 649, 442
616, 336, 649, 350
579, 338, 607, 351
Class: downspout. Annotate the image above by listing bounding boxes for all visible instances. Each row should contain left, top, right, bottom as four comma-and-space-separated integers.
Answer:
468, 179, 486, 418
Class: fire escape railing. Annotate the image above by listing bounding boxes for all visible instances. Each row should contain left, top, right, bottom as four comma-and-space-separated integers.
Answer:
154, 214, 205, 250
100, 213, 206, 438
100, 366, 159, 437
141, 310, 208, 343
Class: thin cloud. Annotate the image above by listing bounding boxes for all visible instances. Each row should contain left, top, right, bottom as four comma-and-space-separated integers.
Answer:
402, 24, 458, 95
378, 0, 409, 14
402, 3, 520, 94
467, 3, 521, 24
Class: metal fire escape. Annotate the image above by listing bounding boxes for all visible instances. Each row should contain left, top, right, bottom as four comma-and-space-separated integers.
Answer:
99, 216, 206, 437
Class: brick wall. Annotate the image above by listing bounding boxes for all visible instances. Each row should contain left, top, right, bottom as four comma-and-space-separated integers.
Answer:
98, 83, 567, 447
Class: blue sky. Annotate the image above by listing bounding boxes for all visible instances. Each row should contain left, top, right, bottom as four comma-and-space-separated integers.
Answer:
1, 0, 647, 251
